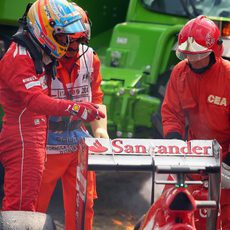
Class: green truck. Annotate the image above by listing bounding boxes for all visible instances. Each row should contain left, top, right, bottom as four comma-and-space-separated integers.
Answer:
100, 0, 230, 138
0, 0, 229, 137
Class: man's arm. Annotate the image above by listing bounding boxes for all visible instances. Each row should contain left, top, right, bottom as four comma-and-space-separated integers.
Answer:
2, 54, 104, 121
161, 68, 186, 139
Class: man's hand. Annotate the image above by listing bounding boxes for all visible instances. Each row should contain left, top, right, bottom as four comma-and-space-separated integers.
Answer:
89, 104, 109, 139
165, 132, 182, 139
70, 102, 105, 122
93, 128, 109, 138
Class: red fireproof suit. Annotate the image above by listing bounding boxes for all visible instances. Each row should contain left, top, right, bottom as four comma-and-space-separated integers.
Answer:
36, 45, 103, 230
0, 43, 78, 211
161, 57, 230, 229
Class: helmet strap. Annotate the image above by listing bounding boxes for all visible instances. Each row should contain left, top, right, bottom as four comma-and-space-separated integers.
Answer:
45, 59, 58, 80
188, 52, 216, 74
12, 31, 43, 74
78, 45, 89, 61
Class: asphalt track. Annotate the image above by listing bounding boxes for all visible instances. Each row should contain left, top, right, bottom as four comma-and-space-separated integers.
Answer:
48, 171, 158, 230
0, 170, 165, 229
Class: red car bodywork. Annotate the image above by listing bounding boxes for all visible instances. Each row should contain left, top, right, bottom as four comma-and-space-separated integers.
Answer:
139, 187, 197, 230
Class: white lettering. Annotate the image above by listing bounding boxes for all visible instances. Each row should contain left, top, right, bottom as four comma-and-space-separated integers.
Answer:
116, 37, 128, 44
220, 98, 227, 106
208, 95, 215, 103
110, 140, 210, 155
23, 76, 37, 83
207, 94, 227, 107
214, 96, 221, 105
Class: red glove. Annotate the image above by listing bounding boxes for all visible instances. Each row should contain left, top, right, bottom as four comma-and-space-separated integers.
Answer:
70, 102, 105, 122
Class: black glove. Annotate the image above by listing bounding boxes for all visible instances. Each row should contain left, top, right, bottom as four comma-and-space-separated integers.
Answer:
223, 153, 230, 166
165, 132, 182, 139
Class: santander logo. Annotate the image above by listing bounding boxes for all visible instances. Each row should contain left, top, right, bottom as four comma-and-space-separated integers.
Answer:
88, 139, 212, 155
88, 140, 108, 153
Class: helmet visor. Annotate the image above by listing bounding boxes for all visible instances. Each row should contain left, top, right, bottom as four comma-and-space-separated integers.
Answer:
59, 19, 86, 35
176, 37, 212, 61
176, 50, 212, 62
69, 22, 90, 41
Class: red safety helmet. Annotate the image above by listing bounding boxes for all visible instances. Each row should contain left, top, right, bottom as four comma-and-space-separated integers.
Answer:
176, 15, 223, 61
69, 3, 91, 44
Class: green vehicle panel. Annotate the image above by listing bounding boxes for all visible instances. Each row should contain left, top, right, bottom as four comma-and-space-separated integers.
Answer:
101, 22, 182, 136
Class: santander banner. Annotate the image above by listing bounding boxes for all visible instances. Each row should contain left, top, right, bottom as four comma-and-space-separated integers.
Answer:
85, 138, 219, 156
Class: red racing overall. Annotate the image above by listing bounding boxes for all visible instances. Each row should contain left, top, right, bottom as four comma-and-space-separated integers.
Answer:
162, 58, 230, 229
36, 44, 103, 230
0, 43, 80, 211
